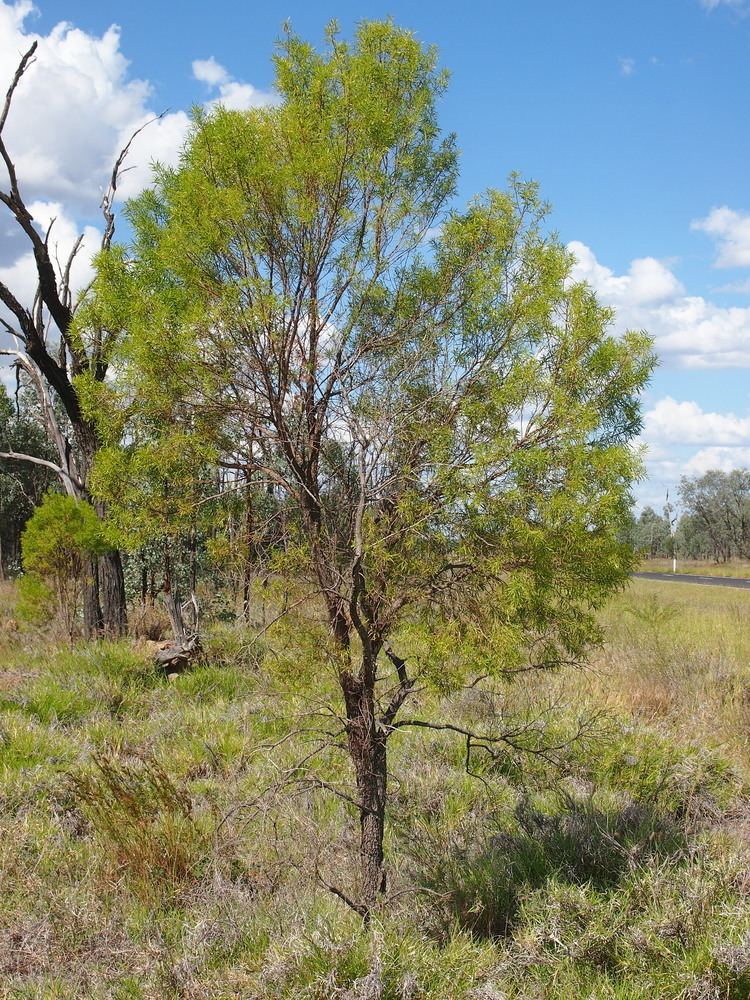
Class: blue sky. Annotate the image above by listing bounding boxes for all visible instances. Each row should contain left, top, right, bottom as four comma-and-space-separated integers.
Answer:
2, 0, 750, 508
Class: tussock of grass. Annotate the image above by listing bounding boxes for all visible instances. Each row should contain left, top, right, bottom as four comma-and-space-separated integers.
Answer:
0, 579, 749, 997
71, 755, 212, 896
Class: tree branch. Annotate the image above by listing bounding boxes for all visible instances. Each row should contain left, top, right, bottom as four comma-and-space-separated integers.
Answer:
101, 112, 166, 252
380, 644, 415, 727
314, 866, 368, 918
0, 449, 84, 494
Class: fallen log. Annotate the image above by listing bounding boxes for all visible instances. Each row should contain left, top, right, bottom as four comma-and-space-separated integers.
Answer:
154, 636, 202, 672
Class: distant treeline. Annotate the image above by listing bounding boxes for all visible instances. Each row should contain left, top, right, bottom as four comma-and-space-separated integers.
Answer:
630, 469, 750, 562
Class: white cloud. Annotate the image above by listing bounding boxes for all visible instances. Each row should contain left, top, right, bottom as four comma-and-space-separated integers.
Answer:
0, 0, 188, 338
692, 206, 750, 268
644, 396, 750, 445
701, 0, 746, 11
113, 110, 191, 200
684, 446, 750, 475
0, 364, 16, 392
0, 1, 182, 214
619, 57, 635, 77
192, 55, 277, 111
192, 57, 229, 87
0, 2, 277, 312
635, 396, 750, 507
572, 237, 750, 502
0, 200, 101, 338
568, 242, 683, 306
569, 240, 750, 368
715, 278, 750, 293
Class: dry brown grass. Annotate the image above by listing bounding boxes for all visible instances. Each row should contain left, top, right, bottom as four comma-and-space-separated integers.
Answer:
641, 557, 750, 578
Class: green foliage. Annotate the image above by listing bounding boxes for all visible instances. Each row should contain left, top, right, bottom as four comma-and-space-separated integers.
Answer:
22, 492, 107, 574
630, 505, 672, 558
73, 15, 657, 922
19, 492, 107, 635
624, 593, 682, 628
0, 579, 750, 996
679, 468, 750, 562
15, 571, 55, 624
2, 676, 97, 725
0, 642, 158, 729
0, 381, 57, 575
416, 793, 687, 940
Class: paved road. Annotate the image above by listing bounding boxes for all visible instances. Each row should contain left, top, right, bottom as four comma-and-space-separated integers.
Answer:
633, 571, 750, 590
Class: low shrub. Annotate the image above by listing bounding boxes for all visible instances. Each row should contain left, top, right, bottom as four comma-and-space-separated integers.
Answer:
71, 755, 210, 894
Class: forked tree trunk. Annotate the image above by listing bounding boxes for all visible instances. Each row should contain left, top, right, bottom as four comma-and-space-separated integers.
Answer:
161, 543, 186, 644
341, 669, 388, 918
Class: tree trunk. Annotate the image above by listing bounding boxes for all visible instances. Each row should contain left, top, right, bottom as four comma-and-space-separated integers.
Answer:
242, 471, 254, 624
82, 554, 103, 638
161, 542, 185, 644
341, 669, 388, 919
99, 549, 127, 637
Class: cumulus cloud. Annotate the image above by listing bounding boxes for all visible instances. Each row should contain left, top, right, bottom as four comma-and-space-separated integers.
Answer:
0, 199, 101, 340
0, 5, 275, 217
644, 396, 750, 445
0, 1, 186, 215
692, 207, 750, 268
569, 240, 750, 368
192, 56, 277, 111
0, 0, 194, 328
635, 395, 750, 506
0, 0, 277, 341
568, 242, 683, 306
192, 56, 229, 87
571, 239, 750, 496
618, 57, 635, 76
684, 446, 750, 475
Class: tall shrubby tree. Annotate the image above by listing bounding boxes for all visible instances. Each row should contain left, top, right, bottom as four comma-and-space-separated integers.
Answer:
87, 21, 655, 917
19, 492, 106, 637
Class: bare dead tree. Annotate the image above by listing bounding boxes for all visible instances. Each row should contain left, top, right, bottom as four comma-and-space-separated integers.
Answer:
0, 41, 161, 636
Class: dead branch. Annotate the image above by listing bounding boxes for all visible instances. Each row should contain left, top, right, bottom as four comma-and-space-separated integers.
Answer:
314, 866, 368, 919
390, 711, 604, 767
0, 449, 84, 493
100, 112, 166, 251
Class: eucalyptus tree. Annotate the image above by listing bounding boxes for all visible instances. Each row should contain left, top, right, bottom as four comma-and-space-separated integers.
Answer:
679, 469, 750, 563
88, 21, 655, 918
631, 506, 672, 559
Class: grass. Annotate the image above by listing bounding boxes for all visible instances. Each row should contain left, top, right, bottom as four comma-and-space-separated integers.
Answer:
640, 557, 750, 577
0, 578, 749, 997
